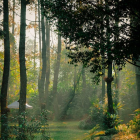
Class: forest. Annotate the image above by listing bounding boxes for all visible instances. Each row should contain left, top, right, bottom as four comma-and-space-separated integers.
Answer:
0, 0, 140, 139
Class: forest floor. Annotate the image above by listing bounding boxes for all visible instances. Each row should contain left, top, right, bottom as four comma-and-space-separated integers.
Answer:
1, 120, 140, 139
47, 121, 89, 140
40, 121, 140, 140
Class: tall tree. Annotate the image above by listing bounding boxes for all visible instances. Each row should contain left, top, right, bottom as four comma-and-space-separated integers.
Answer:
45, 19, 50, 108
38, 0, 41, 66
12, 0, 16, 54
34, 2, 37, 77
105, 0, 114, 114
135, 60, 140, 108
38, 0, 47, 111
44, 0, 140, 114
102, 61, 105, 103
113, 62, 120, 107
106, 63, 114, 114
43, 0, 140, 77
113, 0, 120, 107
18, 0, 27, 138
1, 0, 10, 139
52, 34, 61, 120
100, 0, 105, 103
82, 67, 86, 94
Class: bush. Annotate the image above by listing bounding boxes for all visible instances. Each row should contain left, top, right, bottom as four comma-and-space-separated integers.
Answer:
128, 108, 140, 138
79, 102, 103, 130
102, 113, 120, 129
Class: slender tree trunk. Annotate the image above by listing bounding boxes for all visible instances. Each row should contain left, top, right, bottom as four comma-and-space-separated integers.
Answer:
34, 4, 37, 77
1, 0, 10, 139
99, 0, 105, 103
105, 0, 114, 115
81, 67, 87, 112
45, 20, 50, 108
37, 0, 42, 104
19, 0, 27, 139
38, 0, 47, 111
38, 0, 41, 66
113, 62, 120, 107
52, 34, 61, 120
114, 0, 120, 107
12, 0, 16, 54
12, 0, 15, 35
82, 67, 86, 93
59, 67, 82, 120
74, 66, 77, 93
102, 60, 105, 103
107, 63, 114, 114
135, 59, 140, 108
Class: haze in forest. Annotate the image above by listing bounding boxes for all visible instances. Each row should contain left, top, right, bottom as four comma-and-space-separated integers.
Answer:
0, 0, 140, 140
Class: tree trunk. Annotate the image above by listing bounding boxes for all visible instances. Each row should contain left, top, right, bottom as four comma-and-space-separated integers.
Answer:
113, 62, 120, 107
102, 61, 105, 103
82, 67, 86, 93
52, 34, 61, 120
45, 20, 50, 108
107, 63, 114, 114
113, 0, 120, 108
34, 4, 37, 77
59, 67, 82, 120
38, 0, 47, 111
81, 67, 87, 110
38, 0, 41, 66
105, 0, 114, 115
135, 59, 140, 108
100, 0, 105, 103
19, 0, 27, 139
12, 0, 16, 54
1, 0, 10, 139
37, 0, 42, 106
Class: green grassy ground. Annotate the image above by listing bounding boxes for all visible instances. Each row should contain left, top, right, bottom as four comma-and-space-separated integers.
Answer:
0, 121, 89, 140
48, 121, 89, 140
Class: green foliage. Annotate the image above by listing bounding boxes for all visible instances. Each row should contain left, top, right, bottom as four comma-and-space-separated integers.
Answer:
105, 127, 118, 136
128, 108, 140, 137
0, 112, 51, 140
118, 63, 138, 123
103, 112, 120, 130
79, 100, 103, 130
43, 0, 140, 84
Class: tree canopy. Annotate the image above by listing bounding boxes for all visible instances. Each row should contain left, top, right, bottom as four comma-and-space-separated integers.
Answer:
43, 0, 140, 82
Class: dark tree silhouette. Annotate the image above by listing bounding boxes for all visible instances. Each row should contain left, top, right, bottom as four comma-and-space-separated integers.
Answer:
38, 0, 47, 111
18, 0, 27, 138
1, 0, 10, 139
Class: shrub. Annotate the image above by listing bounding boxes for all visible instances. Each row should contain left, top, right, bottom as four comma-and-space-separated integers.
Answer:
102, 113, 120, 130
128, 108, 140, 138
79, 102, 103, 130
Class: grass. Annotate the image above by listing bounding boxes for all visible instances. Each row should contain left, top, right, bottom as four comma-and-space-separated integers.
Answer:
0, 121, 89, 140
48, 121, 89, 140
